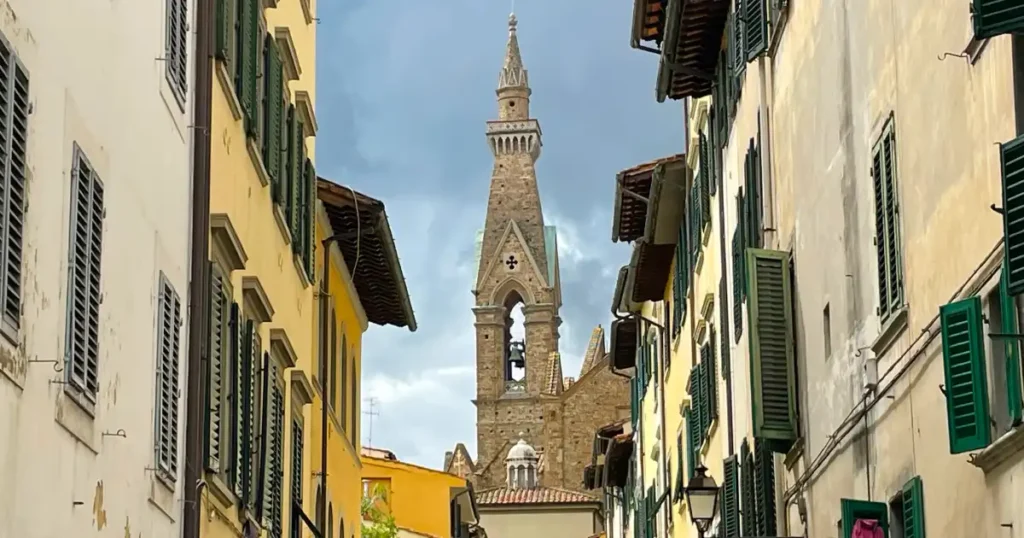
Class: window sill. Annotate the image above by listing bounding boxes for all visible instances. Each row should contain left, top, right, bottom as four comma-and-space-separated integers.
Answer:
247, 139, 270, 188
871, 306, 909, 358
274, 205, 293, 246
694, 250, 705, 275
206, 473, 238, 508
149, 474, 177, 521
0, 333, 25, 388
55, 388, 99, 454
784, 437, 805, 469
970, 425, 1024, 473
216, 61, 243, 121
293, 253, 311, 288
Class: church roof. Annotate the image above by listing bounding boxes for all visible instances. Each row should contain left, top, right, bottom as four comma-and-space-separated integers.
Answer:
578, 325, 607, 377
475, 486, 599, 506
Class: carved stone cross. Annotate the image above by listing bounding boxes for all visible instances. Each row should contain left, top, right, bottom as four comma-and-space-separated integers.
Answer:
506, 255, 518, 270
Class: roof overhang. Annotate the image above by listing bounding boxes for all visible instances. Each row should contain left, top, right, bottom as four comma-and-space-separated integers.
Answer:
602, 432, 635, 489
630, 0, 668, 49
612, 154, 688, 244
656, 0, 730, 101
612, 265, 643, 315
609, 317, 639, 371
317, 179, 417, 331
630, 241, 676, 302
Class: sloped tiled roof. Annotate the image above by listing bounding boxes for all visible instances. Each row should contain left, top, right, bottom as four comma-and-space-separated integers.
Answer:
475, 486, 599, 505
578, 325, 606, 377
543, 352, 563, 395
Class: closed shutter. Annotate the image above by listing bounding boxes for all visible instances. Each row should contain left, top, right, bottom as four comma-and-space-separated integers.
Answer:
227, 302, 241, 492
0, 44, 29, 336
290, 420, 304, 538
707, 329, 718, 421
270, 380, 285, 538
708, 112, 719, 196
719, 277, 732, 379
685, 407, 698, 481
694, 363, 707, 447
732, 229, 743, 341
238, 0, 259, 135
699, 130, 711, 226
736, 189, 747, 300
872, 121, 904, 319
744, 0, 768, 61
1000, 260, 1024, 425
732, 0, 745, 78
739, 440, 755, 538
284, 105, 298, 224
901, 476, 925, 538
940, 296, 991, 453
672, 228, 685, 340
699, 346, 711, 435
972, 0, 1024, 39
674, 433, 684, 501
165, 0, 188, 101
215, 0, 232, 61
690, 182, 701, 260
1001, 134, 1024, 296
753, 438, 776, 536
746, 139, 763, 249
239, 319, 258, 506
301, 159, 316, 278
747, 248, 798, 445
155, 275, 182, 480
67, 148, 105, 401
206, 264, 229, 472
840, 499, 889, 538
264, 36, 284, 187
289, 114, 306, 242
722, 456, 740, 538
630, 377, 639, 428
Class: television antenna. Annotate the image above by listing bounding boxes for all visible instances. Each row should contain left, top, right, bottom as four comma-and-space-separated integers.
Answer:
363, 397, 381, 447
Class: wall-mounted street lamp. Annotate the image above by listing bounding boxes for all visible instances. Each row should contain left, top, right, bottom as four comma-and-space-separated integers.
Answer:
685, 464, 720, 538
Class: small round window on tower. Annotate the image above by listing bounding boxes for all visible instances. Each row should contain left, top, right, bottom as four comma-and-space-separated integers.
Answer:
509, 101, 516, 108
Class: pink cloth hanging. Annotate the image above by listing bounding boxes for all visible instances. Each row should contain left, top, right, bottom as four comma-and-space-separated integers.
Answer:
851, 519, 885, 538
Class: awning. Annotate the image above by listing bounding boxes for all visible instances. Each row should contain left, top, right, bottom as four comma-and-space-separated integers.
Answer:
602, 432, 635, 489
612, 154, 688, 245
656, 0, 730, 100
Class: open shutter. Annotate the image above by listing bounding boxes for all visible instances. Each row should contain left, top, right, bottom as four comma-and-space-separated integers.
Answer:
972, 0, 1024, 39
695, 363, 708, 446
708, 329, 718, 420
940, 296, 991, 453
901, 476, 925, 538
708, 114, 719, 196
753, 438, 777, 536
1001, 134, 1024, 296
840, 499, 889, 538
722, 456, 740, 538
737, 189, 747, 299
290, 420, 304, 537
215, 0, 231, 60
685, 407, 698, 481
739, 440, 755, 538
227, 303, 241, 492
672, 228, 685, 340
238, 0, 258, 135
747, 248, 798, 445
732, 0, 745, 77
720, 277, 732, 379
1000, 261, 1024, 425
67, 150, 105, 401
206, 265, 228, 472
674, 433, 684, 501
302, 159, 316, 278
1, 40, 29, 335
699, 130, 711, 226
289, 113, 306, 242
744, 0, 768, 61
732, 229, 743, 341
264, 36, 283, 186
746, 139, 763, 249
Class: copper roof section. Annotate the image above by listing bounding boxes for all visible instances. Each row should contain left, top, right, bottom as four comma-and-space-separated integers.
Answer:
630, 0, 668, 47
317, 179, 417, 331
475, 486, 599, 506
612, 154, 685, 243
656, 0, 730, 101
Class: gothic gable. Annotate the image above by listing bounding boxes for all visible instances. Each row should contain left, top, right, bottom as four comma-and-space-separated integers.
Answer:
477, 219, 549, 300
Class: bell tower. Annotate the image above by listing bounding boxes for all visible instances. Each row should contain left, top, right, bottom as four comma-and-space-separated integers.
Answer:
471, 12, 564, 488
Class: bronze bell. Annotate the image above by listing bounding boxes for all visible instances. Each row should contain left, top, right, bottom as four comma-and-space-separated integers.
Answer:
509, 342, 525, 368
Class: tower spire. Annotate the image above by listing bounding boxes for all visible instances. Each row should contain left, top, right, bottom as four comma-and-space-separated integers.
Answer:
499, 12, 528, 91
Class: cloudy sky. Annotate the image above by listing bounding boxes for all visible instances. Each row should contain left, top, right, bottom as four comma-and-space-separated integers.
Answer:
315, 0, 683, 468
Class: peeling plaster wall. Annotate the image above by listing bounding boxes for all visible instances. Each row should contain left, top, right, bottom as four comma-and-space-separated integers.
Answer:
764, 0, 1023, 536
0, 0, 193, 536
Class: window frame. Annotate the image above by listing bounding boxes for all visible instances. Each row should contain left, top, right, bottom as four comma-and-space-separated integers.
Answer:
207, 255, 237, 487
0, 36, 29, 346
153, 272, 183, 486
164, 0, 189, 107
871, 114, 907, 323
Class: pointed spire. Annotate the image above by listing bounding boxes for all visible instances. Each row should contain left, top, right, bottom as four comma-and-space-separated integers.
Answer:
499, 12, 529, 90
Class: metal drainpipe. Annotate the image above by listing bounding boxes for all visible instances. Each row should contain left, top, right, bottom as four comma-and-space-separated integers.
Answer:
182, 0, 214, 534
318, 235, 338, 534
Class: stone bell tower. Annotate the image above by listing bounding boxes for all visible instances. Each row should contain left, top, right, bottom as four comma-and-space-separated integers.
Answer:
471, 12, 564, 488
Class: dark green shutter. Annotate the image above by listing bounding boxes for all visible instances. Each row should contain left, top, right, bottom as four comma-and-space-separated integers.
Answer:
740, 440, 755, 538
264, 36, 283, 187
227, 303, 241, 491
746, 248, 798, 445
630, 377, 639, 428
288, 109, 305, 241
673, 226, 685, 340
753, 438, 777, 536
940, 296, 991, 453
290, 419, 304, 538
720, 276, 732, 379
746, 139, 763, 249
1000, 261, 1024, 425
708, 330, 719, 421
686, 406, 699, 480
737, 189, 747, 299
674, 433, 685, 501
700, 130, 711, 226
840, 499, 889, 538
1001, 134, 1024, 296
0, 51, 28, 334
732, 229, 743, 341
732, 0, 745, 77
872, 123, 903, 319
700, 345, 712, 432
694, 363, 707, 446
722, 456, 740, 538
237, 0, 258, 136
972, 0, 1024, 39
298, 159, 315, 278
744, 0, 768, 61
239, 319, 256, 506
708, 112, 719, 196
215, 0, 231, 60
901, 476, 925, 538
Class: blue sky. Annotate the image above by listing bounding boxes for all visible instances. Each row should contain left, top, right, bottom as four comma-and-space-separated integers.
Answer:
315, 0, 684, 468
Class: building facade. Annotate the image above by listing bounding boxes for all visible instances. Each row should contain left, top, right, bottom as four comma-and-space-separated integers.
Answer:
360, 446, 481, 538
0, 0, 195, 535
444, 13, 630, 497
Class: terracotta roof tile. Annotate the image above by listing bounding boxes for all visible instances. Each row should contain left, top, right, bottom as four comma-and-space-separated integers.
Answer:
475, 486, 599, 505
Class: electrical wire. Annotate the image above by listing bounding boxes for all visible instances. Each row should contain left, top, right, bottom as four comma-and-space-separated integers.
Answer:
783, 239, 1002, 504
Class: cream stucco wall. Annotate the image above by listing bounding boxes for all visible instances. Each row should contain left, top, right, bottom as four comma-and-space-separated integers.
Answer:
479, 507, 601, 538
758, 0, 1023, 537
0, 0, 194, 536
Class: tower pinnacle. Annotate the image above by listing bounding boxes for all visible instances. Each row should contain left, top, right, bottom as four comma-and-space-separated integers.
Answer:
498, 12, 528, 91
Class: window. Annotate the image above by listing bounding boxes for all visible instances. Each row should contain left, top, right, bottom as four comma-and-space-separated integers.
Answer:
823, 302, 832, 358
722, 456, 740, 537
214, 0, 239, 77
840, 499, 889, 538
154, 274, 182, 483
888, 476, 924, 538
235, 313, 262, 508
290, 419, 304, 538
0, 37, 29, 342
165, 0, 188, 105
263, 34, 286, 189
66, 146, 105, 403
872, 116, 905, 322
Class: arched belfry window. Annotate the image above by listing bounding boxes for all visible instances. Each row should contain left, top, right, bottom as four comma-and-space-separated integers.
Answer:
503, 290, 527, 393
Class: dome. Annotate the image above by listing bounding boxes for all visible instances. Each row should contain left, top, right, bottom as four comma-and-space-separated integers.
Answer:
506, 437, 537, 461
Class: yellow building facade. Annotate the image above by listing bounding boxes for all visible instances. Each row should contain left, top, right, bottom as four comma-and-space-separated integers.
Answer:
360, 448, 480, 538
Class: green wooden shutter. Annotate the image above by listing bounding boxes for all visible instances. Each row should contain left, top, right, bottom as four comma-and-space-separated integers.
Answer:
708, 114, 719, 197
695, 362, 707, 446
630, 377, 640, 428
739, 440, 755, 538
699, 131, 711, 226
205, 263, 226, 472
732, 229, 743, 341
840, 499, 889, 538
215, 0, 231, 60
901, 476, 925, 538
707, 331, 718, 421
720, 276, 732, 379
744, 0, 768, 61
732, 0, 745, 77
673, 227, 685, 340
269, 380, 285, 538
1000, 260, 1024, 425
746, 139, 763, 249
674, 433, 684, 501
972, 0, 1024, 39
302, 159, 316, 277
166, 0, 189, 101
700, 345, 713, 431
753, 438, 777, 536
685, 406, 698, 481
872, 123, 903, 319
290, 419, 304, 537
747, 248, 798, 444
155, 276, 182, 479
1001, 134, 1024, 296
737, 189, 747, 299
264, 36, 283, 187
940, 296, 991, 453
289, 116, 306, 242
722, 456, 740, 538
238, 0, 258, 136
0, 51, 28, 334
239, 319, 255, 504
227, 303, 241, 491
